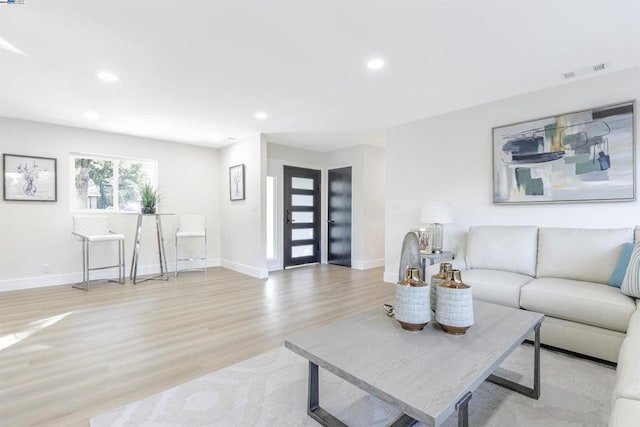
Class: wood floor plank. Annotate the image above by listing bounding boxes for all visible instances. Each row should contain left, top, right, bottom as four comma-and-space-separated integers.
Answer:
0, 265, 393, 426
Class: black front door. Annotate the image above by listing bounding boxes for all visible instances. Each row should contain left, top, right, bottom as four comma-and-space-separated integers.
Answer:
328, 167, 352, 267
283, 166, 321, 268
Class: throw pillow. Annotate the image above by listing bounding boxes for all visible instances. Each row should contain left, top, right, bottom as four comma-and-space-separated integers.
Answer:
621, 242, 640, 298
609, 242, 634, 287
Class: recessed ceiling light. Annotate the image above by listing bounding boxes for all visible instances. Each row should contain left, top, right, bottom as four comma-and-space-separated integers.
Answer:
84, 111, 100, 120
255, 112, 268, 120
367, 58, 385, 70
97, 71, 119, 83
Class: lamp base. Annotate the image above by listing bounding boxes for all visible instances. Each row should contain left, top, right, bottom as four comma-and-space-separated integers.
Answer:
432, 223, 444, 254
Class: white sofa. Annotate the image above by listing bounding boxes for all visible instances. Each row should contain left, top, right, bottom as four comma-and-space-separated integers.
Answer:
610, 304, 640, 427
426, 225, 639, 426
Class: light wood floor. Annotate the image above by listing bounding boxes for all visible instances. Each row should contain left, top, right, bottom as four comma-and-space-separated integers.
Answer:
0, 265, 394, 426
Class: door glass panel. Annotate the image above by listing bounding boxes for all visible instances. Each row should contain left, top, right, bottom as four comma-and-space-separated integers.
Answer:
292, 194, 313, 206
292, 228, 313, 241
292, 177, 313, 190
292, 211, 313, 223
292, 245, 313, 258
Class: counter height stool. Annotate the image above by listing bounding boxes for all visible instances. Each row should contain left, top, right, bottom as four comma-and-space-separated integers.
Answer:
72, 215, 125, 290
175, 214, 207, 278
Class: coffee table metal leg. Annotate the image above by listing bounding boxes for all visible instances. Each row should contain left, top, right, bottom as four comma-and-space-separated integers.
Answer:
307, 362, 347, 427
456, 392, 472, 427
388, 414, 418, 427
487, 322, 541, 399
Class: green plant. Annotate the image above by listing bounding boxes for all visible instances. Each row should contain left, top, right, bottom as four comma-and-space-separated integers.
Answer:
140, 183, 157, 208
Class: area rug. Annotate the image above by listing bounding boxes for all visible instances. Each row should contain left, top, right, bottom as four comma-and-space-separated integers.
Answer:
91, 344, 615, 426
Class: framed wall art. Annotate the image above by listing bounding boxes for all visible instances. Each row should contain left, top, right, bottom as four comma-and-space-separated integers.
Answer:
3, 154, 57, 202
492, 100, 635, 204
229, 164, 245, 201
412, 228, 433, 254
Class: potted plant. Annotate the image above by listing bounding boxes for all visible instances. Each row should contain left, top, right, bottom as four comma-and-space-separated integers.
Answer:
140, 183, 158, 214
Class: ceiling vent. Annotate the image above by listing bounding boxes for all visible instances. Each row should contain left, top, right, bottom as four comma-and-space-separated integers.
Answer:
562, 63, 607, 80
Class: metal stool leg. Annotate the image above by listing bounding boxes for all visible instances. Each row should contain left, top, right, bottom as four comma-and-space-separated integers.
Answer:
175, 233, 178, 278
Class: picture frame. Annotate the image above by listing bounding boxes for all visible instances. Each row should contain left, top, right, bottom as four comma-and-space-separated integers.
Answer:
412, 228, 433, 254
229, 164, 245, 201
492, 100, 636, 204
3, 154, 57, 202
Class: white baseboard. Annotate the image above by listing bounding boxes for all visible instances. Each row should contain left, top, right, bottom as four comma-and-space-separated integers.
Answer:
383, 271, 397, 284
0, 258, 221, 292
351, 258, 385, 270
220, 259, 268, 279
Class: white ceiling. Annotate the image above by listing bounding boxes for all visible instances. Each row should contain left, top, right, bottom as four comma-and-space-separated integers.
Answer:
1, 1, 639, 151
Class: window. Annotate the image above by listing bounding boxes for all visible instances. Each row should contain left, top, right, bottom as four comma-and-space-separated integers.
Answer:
71, 153, 157, 212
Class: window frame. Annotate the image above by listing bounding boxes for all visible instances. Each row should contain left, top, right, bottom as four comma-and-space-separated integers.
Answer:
69, 152, 158, 213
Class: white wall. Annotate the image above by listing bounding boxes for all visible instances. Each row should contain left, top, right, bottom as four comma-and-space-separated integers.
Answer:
0, 118, 221, 291
219, 134, 267, 278
384, 68, 640, 283
362, 145, 386, 267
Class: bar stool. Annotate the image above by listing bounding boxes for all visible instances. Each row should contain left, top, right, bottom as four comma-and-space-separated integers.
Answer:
72, 215, 125, 290
175, 214, 207, 277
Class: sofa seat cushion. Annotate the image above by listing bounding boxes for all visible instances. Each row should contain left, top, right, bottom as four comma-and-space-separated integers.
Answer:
613, 337, 640, 401
461, 269, 534, 308
609, 398, 640, 427
520, 278, 635, 332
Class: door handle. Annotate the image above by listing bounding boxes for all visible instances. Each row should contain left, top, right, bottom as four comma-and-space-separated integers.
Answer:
328, 220, 336, 223
287, 209, 295, 223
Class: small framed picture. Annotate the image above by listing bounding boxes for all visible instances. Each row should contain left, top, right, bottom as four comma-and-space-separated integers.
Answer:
3, 154, 57, 202
412, 228, 433, 254
229, 164, 245, 201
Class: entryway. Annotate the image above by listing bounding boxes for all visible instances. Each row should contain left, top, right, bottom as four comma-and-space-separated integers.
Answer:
283, 166, 321, 268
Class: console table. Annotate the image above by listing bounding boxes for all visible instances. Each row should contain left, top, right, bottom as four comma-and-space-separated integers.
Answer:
126, 212, 173, 284
421, 251, 454, 280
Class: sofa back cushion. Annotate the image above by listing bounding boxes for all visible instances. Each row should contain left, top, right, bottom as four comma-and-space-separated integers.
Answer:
537, 227, 633, 284
465, 226, 538, 276
635, 226, 640, 244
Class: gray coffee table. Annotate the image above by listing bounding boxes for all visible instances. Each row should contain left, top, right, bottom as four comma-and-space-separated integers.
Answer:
284, 301, 544, 427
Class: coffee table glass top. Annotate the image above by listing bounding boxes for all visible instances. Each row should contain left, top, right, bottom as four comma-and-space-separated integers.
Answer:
285, 300, 544, 426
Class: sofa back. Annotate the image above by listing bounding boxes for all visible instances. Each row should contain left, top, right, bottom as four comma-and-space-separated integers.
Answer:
536, 227, 633, 284
465, 226, 538, 276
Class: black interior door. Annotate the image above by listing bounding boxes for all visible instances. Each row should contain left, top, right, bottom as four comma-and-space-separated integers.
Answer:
328, 167, 352, 267
283, 166, 321, 268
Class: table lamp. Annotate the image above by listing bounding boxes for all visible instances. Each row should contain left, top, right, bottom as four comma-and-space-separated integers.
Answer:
420, 201, 453, 253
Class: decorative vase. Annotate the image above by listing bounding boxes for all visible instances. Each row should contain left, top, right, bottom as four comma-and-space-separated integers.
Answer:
142, 206, 156, 214
395, 267, 431, 331
398, 232, 421, 282
435, 270, 474, 335
430, 262, 453, 313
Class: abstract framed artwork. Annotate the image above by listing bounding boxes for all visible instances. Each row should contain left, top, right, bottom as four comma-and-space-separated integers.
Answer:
229, 164, 245, 201
3, 153, 57, 202
493, 100, 636, 204
412, 228, 433, 254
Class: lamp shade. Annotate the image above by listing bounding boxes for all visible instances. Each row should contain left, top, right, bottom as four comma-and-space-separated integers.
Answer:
420, 201, 453, 224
